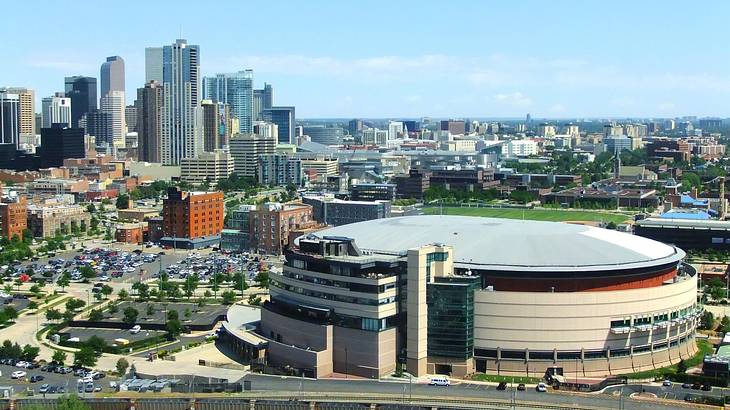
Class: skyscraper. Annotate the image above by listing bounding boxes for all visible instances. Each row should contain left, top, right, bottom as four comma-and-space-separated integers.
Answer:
262, 106, 295, 145
201, 100, 232, 152
0, 91, 20, 146
3, 88, 35, 139
136, 81, 164, 163
64, 76, 97, 128
125, 105, 137, 133
83, 109, 113, 146
203, 70, 253, 134
100, 57, 126, 147
100, 90, 125, 146
158, 39, 203, 165
41, 94, 71, 128
253, 83, 273, 121
39, 124, 85, 167
144, 47, 163, 83
100, 56, 125, 97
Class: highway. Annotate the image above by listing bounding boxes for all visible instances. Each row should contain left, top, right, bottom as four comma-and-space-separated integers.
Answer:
241, 374, 698, 410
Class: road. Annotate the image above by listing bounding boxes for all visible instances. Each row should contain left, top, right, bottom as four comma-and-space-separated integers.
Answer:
240, 374, 705, 410
605, 382, 729, 401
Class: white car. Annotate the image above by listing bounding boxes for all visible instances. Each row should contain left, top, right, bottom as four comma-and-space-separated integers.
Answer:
662, 380, 672, 387
99, 275, 110, 282
536, 382, 547, 392
15, 361, 29, 368
129, 325, 141, 334
11, 371, 26, 379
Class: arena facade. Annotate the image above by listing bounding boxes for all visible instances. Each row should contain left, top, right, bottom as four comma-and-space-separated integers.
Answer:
227, 215, 699, 379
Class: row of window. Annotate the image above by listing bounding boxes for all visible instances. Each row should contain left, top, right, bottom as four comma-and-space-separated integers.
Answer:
474, 335, 692, 360
282, 270, 396, 294
610, 304, 699, 328
272, 279, 397, 306
289, 257, 400, 280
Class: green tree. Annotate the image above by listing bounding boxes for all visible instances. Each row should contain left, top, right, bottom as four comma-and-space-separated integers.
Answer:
254, 270, 269, 289
116, 357, 129, 376
45, 308, 62, 322
86, 203, 96, 213
722, 316, 730, 333
73, 346, 98, 367
709, 286, 726, 302
2, 306, 18, 322
700, 310, 715, 330
65, 298, 85, 312
85, 335, 107, 355
57, 394, 92, 410
232, 271, 248, 296
56, 271, 70, 291
100, 284, 113, 299
146, 304, 155, 316
123, 306, 139, 324
88, 309, 103, 322
79, 265, 96, 281
221, 290, 236, 305
183, 273, 199, 299
117, 289, 129, 301
108, 303, 119, 315
165, 310, 184, 337
21, 344, 39, 361
52, 350, 67, 365
116, 194, 130, 210
677, 359, 687, 374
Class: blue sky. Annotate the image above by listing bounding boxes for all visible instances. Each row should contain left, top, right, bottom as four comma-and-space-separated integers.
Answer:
3, 0, 730, 118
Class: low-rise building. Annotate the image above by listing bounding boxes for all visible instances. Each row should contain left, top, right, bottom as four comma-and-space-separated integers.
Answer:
221, 205, 256, 252
26, 204, 91, 238
350, 184, 396, 201
258, 154, 303, 187
161, 188, 224, 249
0, 195, 27, 240
115, 223, 146, 244
180, 149, 234, 184
117, 208, 161, 222
251, 202, 313, 254
303, 195, 391, 227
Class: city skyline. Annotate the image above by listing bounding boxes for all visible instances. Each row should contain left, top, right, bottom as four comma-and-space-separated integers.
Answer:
2, 1, 730, 118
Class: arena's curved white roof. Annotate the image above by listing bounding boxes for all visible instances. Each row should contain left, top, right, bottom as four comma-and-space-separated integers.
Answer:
311, 215, 685, 272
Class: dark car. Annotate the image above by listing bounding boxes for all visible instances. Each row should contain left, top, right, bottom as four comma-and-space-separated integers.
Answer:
692, 382, 701, 390
701, 384, 712, 391
517, 383, 526, 391
497, 382, 507, 390
29, 375, 44, 383
681, 382, 691, 389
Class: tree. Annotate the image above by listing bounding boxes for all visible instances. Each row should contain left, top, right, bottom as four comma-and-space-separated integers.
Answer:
117, 289, 129, 301
700, 310, 715, 330
248, 294, 261, 306
183, 274, 199, 299
2, 306, 18, 322
86, 203, 96, 213
165, 310, 184, 338
146, 304, 155, 316
254, 270, 269, 289
52, 350, 67, 365
221, 290, 236, 305
677, 359, 687, 374
232, 271, 248, 296
88, 309, 103, 322
56, 271, 70, 291
29, 284, 42, 298
108, 303, 119, 315
722, 316, 730, 333
123, 306, 139, 324
116, 357, 129, 376
65, 298, 85, 312
85, 335, 107, 355
21, 344, 39, 361
116, 194, 130, 210
100, 284, 113, 299
57, 394, 92, 410
79, 265, 96, 281
73, 346, 97, 368
132, 281, 149, 301
45, 308, 62, 322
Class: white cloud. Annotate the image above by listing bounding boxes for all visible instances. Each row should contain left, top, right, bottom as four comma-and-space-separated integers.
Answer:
488, 92, 533, 107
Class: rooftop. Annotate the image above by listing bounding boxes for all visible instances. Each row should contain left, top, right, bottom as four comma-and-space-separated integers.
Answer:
306, 215, 684, 273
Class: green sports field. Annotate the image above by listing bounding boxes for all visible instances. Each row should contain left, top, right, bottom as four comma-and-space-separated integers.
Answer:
422, 206, 631, 224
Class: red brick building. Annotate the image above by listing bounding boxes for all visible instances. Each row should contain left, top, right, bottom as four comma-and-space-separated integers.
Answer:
0, 195, 27, 240
115, 224, 146, 244
252, 203, 313, 254
161, 188, 224, 248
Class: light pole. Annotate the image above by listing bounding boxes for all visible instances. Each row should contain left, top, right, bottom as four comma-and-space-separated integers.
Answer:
344, 348, 348, 379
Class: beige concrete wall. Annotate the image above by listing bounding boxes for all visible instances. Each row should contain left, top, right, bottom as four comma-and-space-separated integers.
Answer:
266, 338, 333, 377
332, 327, 397, 378
474, 275, 697, 352
260, 307, 332, 352
269, 286, 397, 319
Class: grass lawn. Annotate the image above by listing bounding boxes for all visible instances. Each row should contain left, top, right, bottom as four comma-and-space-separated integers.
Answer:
617, 339, 714, 380
423, 206, 630, 224
469, 373, 541, 384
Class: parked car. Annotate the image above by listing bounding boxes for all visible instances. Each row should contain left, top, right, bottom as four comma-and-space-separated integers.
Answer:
536, 382, 547, 392
29, 375, 44, 383
517, 383, 526, 391
662, 380, 672, 387
38, 383, 49, 393
11, 371, 26, 379
130, 325, 141, 334
497, 382, 507, 390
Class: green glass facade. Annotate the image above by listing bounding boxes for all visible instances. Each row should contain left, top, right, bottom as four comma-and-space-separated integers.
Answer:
426, 276, 479, 359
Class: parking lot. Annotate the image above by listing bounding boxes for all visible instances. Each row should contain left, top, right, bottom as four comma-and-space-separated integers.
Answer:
58, 327, 167, 345
104, 302, 227, 328
0, 363, 119, 397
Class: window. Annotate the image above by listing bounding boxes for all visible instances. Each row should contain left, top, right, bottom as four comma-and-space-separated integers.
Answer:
610, 318, 631, 328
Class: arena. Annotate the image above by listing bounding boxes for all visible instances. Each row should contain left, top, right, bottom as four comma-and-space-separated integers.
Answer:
228, 215, 700, 379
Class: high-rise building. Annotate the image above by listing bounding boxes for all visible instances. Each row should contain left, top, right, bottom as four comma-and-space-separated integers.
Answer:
3, 88, 35, 139
0, 92, 20, 146
348, 118, 364, 137
388, 121, 404, 140
100, 56, 125, 97
158, 39, 203, 165
258, 153, 303, 187
262, 106, 295, 145
144, 47, 163, 83
39, 124, 85, 167
302, 125, 344, 145
440, 119, 466, 135
180, 149, 234, 184
125, 105, 137, 133
41, 94, 71, 128
100, 90, 125, 146
82, 109, 113, 146
229, 133, 276, 177
253, 83, 273, 121
203, 70, 253, 134
136, 81, 164, 163
201, 100, 232, 151
64, 76, 97, 128
253, 121, 278, 141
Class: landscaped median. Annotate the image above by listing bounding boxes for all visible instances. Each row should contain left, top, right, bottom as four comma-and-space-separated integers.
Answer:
617, 340, 721, 385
